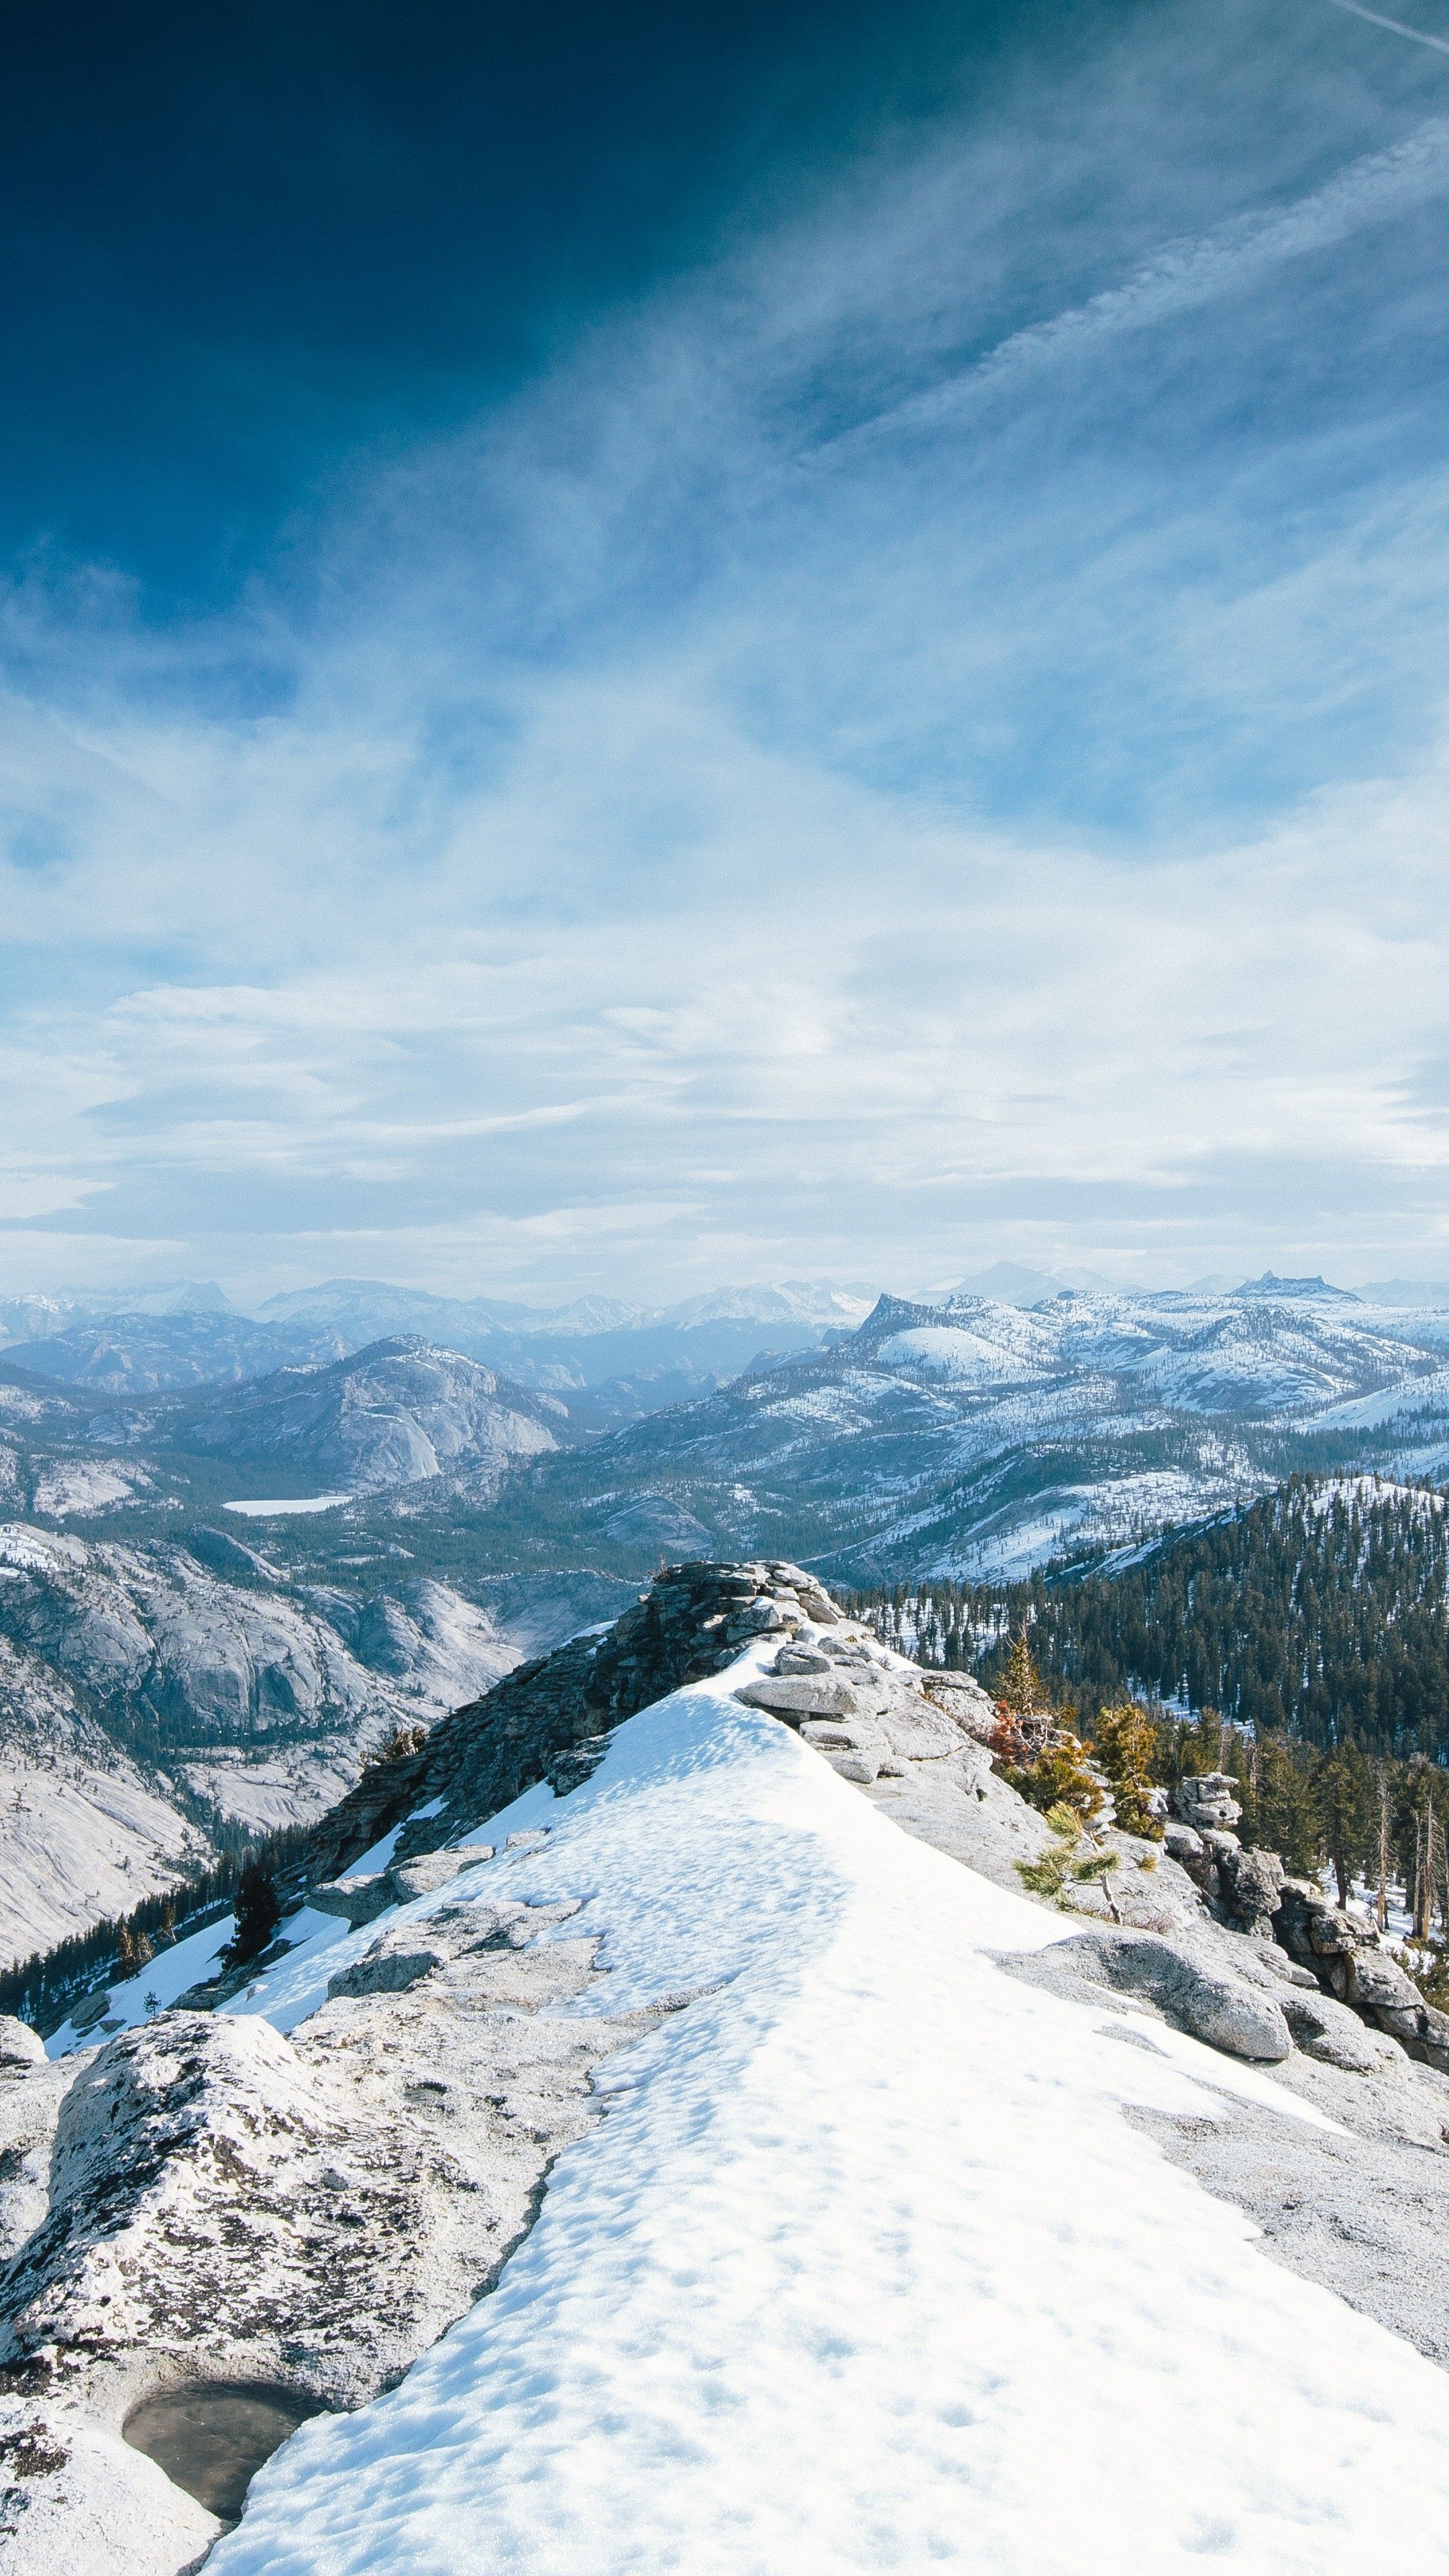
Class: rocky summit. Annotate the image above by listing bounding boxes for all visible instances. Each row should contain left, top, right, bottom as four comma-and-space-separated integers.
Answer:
5, 1563, 1449, 2571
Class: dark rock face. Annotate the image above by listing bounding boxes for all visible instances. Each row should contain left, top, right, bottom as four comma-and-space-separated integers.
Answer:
304, 1560, 841, 1884
1216, 1845, 1285, 1938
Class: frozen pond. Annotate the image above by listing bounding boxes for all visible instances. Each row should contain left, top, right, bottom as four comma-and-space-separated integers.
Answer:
123, 2380, 325, 2523
223, 1493, 353, 1517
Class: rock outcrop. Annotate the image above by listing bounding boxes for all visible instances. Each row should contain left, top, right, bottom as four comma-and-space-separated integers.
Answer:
737, 1632, 983, 1784
1005, 1925, 1295, 2061
1275, 1880, 1449, 2071
305, 1558, 844, 1882
0, 1871, 680, 2569
1172, 1772, 1243, 1832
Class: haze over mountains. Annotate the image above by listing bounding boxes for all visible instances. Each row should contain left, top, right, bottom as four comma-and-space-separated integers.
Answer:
0, 1278, 877, 1419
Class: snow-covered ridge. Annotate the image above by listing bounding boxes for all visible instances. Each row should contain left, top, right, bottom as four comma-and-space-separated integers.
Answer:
10, 1598, 1449, 2571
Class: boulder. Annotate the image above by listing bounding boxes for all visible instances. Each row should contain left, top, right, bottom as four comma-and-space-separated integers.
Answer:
327, 1937, 445, 1999
1163, 1821, 1204, 1864
1026, 1927, 1294, 2062
1278, 1987, 1402, 2074
0, 2017, 45, 2068
1173, 1772, 1243, 1833
309, 1873, 395, 1927
875, 1693, 965, 1763
798, 1717, 890, 1784
918, 1672, 1000, 1748
736, 1676, 866, 1721
388, 1848, 494, 1902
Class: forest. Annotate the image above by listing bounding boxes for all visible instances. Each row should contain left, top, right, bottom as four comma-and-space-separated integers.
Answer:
849, 1474, 1449, 1947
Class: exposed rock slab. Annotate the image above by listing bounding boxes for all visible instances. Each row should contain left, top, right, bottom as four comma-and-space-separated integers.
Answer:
1002, 1927, 1295, 2062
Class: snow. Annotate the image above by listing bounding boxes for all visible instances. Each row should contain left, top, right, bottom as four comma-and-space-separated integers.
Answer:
209, 1660, 1449, 2576
877, 1320, 1056, 1383
1310, 1378, 1449, 1432
45, 1909, 237, 2057
223, 1494, 355, 1517
31, 1462, 145, 1516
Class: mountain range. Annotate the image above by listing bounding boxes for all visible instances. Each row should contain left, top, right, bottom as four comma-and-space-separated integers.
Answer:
10, 1271, 1449, 1960
459, 1281, 1449, 1583
0, 1276, 877, 1417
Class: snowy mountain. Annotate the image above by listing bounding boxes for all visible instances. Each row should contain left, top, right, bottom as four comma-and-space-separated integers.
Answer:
481, 1282, 1449, 1580
0, 1312, 347, 1395
13, 1561, 1449, 2573
4, 1277, 878, 1413
180, 1338, 564, 1498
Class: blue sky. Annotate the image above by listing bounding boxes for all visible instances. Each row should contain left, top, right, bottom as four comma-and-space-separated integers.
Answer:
5, 0, 1449, 1302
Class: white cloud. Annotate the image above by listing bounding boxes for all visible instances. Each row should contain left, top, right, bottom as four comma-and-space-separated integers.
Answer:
5, 0, 1449, 1299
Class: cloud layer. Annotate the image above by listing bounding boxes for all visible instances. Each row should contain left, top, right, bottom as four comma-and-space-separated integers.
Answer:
5, 0, 1449, 1299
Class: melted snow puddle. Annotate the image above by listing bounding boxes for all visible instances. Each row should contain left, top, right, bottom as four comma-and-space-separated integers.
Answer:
123, 2381, 326, 2524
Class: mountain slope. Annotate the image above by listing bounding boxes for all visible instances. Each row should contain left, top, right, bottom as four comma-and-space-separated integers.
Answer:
0, 1521, 628, 1959
887, 1472, 1449, 1762
2, 1313, 347, 1394
182, 1338, 564, 1497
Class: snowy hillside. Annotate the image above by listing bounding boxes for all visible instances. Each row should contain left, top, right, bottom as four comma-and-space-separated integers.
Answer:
13, 1570, 1449, 2575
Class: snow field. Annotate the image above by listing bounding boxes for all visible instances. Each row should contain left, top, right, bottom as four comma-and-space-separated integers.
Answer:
201, 1664, 1449, 2574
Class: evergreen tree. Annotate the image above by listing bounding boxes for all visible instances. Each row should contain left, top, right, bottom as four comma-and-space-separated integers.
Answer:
1246, 1737, 1322, 1878
1314, 1744, 1375, 1908
1092, 1703, 1164, 1840
227, 1862, 282, 1964
995, 1627, 1049, 1717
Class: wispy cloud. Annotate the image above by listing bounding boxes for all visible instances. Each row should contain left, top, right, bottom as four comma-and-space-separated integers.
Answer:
5, 0, 1449, 1299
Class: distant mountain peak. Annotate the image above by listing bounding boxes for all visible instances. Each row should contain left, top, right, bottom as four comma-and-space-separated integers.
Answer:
1231, 1272, 1358, 1303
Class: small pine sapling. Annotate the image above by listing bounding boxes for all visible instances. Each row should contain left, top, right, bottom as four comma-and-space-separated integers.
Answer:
1014, 1804, 1122, 1920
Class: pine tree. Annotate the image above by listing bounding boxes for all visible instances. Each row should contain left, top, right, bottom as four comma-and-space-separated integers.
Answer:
227, 1862, 282, 1965
1092, 1703, 1164, 1840
996, 1627, 1047, 1717
1314, 1743, 1375, 1909
1248, 1736, 1322, 1878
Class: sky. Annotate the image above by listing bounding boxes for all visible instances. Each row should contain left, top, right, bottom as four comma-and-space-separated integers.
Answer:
5, 0, 1449, 1305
